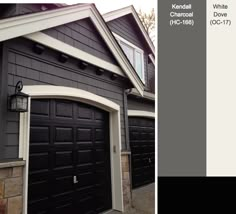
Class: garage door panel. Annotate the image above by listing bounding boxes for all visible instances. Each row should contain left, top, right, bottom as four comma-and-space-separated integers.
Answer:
77, 150, 93, 164
77, 142, 93, 150
29, 99, 111, 214
55, 101, 73, 119
77, 106, 93, 120
31, 100, 50, 117
95, 110, 105, 121
53, 175, 74, 196
95, 129, 105, 141
55, 127, 73, 142
129, 117, 155, 188
28, 180, 49, 202
77, 193, 95, 214
30, 126, 50, 143
95, 149, 105, 162
55, 151, 73, 168
77, 172, 95, 188
130, 131, 139, 140
29, 153, 49, 171
77, 128, 92, 142
53, 200, 73, 214
28, 198, 49, 214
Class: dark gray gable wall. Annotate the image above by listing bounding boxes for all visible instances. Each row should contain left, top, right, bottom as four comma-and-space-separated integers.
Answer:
107, 14, 155, 93
1, 36, 131, 160
43, 18, 118, 65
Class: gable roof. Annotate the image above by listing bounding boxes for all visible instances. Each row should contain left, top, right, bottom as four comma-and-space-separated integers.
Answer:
0, 3, 144, 95
103, 5, 155, 56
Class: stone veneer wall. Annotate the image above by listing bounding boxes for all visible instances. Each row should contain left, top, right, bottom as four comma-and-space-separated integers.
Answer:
121, 153, 132, 211
0, 161, 25, 214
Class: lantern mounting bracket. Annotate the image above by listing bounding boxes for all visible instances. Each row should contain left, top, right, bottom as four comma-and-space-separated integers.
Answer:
15, 81, 23, 94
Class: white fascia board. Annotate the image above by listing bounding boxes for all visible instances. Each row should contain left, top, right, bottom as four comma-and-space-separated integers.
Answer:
0, 4, 92, 42
103, 6, 132, 22
129, 88, 155, 101
103, 6, 155, 55
0, 4, 144, 95
149, 54, 155, 66
89, 6, 144, 96
24, 32, 124, 77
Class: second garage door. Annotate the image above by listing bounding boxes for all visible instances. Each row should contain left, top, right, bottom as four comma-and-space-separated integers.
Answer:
129, 117, 155, 189
28, 99, 112, 214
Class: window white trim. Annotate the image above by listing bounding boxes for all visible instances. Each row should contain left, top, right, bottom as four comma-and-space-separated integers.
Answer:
103, 5, 155, 55
113, 33, 143, 52
128, 110, 155, 118
113, 33, 145, 83
19, 85, 124, 214
0, 4, 144, 96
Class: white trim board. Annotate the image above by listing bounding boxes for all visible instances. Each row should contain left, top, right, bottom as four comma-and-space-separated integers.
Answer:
129, 88, 155, 101
149, 54, 155, 66
19, 85, 124, 214
25, 32, 124, 77
103, 5, 155, 55
113, 33, 144, 52
0, 4, 144, 96
128, 110, 155, 118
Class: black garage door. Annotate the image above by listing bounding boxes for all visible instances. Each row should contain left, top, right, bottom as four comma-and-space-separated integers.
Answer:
28, 99, 112, 214
129, 117, 155, 189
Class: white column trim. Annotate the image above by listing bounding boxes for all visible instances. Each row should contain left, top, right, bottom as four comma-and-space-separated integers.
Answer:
19, 85, 124, 213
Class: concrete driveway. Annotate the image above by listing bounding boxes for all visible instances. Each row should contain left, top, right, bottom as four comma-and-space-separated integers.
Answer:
127, 183, 155, 214
107, 183, 155, 214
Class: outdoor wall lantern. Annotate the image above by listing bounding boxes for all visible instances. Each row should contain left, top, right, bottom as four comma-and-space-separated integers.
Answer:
9, 81, 29, 112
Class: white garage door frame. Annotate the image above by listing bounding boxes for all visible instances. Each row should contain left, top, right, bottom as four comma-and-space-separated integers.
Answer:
19, 85, 124, 214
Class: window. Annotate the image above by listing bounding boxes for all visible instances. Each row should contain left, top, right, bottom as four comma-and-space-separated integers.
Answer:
114, 33, 145, 83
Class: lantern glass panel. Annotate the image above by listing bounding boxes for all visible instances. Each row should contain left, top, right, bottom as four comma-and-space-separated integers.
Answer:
23, 98, 28, 110
11, 96, 17, 110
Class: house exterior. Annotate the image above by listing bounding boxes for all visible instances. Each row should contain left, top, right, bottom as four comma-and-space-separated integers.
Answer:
0, 3, 155, 214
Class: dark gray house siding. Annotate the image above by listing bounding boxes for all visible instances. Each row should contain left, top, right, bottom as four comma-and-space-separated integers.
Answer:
127, 96, 155, 112
43, 18, 118, 65
0, 37, 130, 160
107, 14, 155, 93
107, 14, 148, 51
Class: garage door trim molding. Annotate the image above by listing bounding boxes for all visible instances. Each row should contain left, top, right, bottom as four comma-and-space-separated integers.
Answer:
19, 85, 124, 214
128, 110, 155, 118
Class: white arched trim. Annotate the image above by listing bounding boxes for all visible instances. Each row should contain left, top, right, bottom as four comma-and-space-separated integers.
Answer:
128, 110, 155, 118
19, 85, 123, 213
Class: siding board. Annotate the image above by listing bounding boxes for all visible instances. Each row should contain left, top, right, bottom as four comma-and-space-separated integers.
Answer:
2, 37, 128, 159
107, 14, 155, 93
128, 96, 155, 112
43, 18, 118, 65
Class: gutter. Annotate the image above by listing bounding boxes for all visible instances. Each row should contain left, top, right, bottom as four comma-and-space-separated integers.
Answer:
127, 88, 155, 101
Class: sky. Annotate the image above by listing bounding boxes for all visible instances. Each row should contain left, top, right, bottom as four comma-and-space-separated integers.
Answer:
5, 0, 156, 44
4, 0, 156, 14
72, 0, 156, 14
